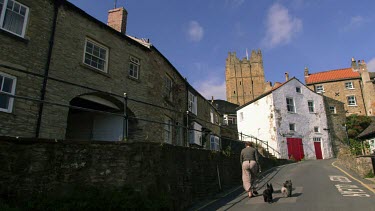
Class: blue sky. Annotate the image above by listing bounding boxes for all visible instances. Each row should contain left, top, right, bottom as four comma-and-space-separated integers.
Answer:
68, 0, 375, 100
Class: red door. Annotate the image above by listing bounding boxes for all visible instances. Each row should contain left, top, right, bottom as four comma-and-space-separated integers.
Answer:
287, 138, 304, 161
314, 142, 323, 159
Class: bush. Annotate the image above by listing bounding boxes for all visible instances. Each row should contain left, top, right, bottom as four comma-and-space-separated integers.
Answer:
365, 170, 375, 178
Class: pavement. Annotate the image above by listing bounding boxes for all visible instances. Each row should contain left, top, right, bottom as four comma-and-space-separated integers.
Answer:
188, 159, 375, 211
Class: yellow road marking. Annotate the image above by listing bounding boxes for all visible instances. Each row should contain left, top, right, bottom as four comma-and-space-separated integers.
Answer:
332, 161, 375, 194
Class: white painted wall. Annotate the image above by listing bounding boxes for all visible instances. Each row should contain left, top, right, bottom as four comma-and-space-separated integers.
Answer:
237, 78, 333, 159
237, 94, 278, 156
273, 79, 331, 159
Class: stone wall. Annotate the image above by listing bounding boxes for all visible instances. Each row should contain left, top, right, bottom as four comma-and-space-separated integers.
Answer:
225, 50, 266, 106
0, 137, 286, 210
307, 79, 366, 116
337, 147, 374, 177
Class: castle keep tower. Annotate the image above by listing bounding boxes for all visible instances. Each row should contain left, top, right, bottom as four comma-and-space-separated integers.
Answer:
225, 49, 266, 106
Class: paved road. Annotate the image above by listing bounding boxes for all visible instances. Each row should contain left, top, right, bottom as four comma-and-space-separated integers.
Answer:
193, 159, 375, 211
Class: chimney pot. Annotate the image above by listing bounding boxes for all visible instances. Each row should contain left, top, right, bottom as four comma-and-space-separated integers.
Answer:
285, 72, 289, 81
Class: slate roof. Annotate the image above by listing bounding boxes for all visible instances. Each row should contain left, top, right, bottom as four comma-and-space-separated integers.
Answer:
236, 77, 311, 110
305, 68, 360, 84
357, 119, 375, 139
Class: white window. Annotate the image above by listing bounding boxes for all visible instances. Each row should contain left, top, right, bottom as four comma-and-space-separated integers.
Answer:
129, 56, 140, 79
224, 115, 236, 125
289, 123, 295, 132
314, 126, 320, 133
316, 85, 324, 93
308, 100, 314, 113
188, 91, 197, 115
164, 75, 173, 101
313, 137, 321, 142
347, 95, 357, 106
286, 97, 295, 113
210, 135, 220, 151
189, 122, 202, 145
0, 0, 29, 37
296, 87, 301, 93
210, 109, 214, 123
164, 116, 172, 144
0, 72, 16, 113
329, 106, 336, 114
83, 38, 109, 73
345, 82, 354, 89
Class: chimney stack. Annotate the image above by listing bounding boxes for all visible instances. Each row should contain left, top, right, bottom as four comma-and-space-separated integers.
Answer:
107, 7, 128, 34
285, 72, 289, 81
351, 57, 358, 69
304, 67, 309, 77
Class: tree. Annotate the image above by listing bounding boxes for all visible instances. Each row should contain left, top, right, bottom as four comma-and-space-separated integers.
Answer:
344, 114, 372, 155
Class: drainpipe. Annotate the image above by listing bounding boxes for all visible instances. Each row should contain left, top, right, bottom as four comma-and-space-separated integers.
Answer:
185, 79, 189, 147
35, 0, 63, 137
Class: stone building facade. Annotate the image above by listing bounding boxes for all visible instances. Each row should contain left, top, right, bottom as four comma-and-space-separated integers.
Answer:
225, 50, 266, 106
1, 0, 219, 148
305, 59, 375, 116
187, 86, 222, 150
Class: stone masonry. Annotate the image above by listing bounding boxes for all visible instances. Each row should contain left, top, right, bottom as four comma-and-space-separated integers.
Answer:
0, 0, 55, 138
226, 50, 266, 106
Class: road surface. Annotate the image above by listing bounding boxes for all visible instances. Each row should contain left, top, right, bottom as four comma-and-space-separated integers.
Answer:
192, 159, 375, 211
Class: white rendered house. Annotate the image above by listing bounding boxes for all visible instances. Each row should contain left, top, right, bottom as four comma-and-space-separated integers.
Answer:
237, 78, 333, 160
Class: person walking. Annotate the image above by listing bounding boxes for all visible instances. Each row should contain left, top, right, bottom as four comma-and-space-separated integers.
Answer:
240, 141, 259, 198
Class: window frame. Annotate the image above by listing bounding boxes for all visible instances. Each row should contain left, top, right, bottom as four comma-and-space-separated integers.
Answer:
286, 97, 295, 113
164, 74, 173, 101
314, 126, 320, 133
188, 91, 197, 115
329, 106, 336, 114
163, 116, 173, 144
210, 135, 220, 151
0, 0, 29, 38
316, 85, 324, 93
289, 123, 296, 132
308, 100, 315, 113
347, 95, 357, 106
296, 87, 302, 93
0, 71, 17, 113
129, 55, 140, 79
83, 38, 109, 73
345, 81, 354, 89
313, 137, 321, 142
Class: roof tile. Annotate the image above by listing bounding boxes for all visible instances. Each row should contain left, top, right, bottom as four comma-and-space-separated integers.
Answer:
305, 68, 360, 84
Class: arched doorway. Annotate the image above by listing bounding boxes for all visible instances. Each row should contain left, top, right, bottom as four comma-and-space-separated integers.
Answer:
65, 93, 137, 141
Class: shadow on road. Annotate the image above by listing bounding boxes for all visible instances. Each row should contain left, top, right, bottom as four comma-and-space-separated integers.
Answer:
195, 164, 293, 210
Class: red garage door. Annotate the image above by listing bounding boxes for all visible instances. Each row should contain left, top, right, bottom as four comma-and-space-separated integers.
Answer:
287, 138, 304, 161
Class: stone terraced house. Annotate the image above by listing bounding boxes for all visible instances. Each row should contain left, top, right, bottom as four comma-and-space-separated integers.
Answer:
305, 58, 375, 116
0, 0, 223, 150
237, 77, 333, 161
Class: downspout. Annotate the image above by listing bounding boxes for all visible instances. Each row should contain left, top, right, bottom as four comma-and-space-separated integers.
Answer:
35, 0, 63, 137
185, 79, 189, 147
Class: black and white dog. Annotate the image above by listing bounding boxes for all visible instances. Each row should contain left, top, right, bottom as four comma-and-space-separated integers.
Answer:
281, 180, 293, 197
262, 183, 274, 203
